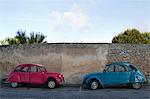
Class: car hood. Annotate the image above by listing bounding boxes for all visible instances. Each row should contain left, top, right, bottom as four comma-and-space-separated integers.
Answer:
45, 72, 61, 76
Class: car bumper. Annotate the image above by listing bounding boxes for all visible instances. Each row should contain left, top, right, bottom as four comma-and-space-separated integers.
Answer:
56, 78, 65, 86
82, 80, 90, 89
60, 79, 65, 85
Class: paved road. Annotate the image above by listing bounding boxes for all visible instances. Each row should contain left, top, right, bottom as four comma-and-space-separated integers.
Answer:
0, 84, 150, 99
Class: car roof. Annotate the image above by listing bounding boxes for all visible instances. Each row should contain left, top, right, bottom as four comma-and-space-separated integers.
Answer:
17, 63, 44, 67
106, 61, 131, 66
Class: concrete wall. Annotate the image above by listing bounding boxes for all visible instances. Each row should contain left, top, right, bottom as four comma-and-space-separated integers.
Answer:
0, 43, 150, 84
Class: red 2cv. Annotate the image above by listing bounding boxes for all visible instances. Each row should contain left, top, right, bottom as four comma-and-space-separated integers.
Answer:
7, 64, 64, 89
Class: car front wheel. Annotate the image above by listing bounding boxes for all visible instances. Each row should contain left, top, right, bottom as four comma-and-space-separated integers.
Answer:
90, 80, 99, 90
10, 82, 19, 88
47, 79, 56, 89
131, 83, 142, 89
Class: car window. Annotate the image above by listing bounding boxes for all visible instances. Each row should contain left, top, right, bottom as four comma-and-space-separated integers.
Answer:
129, 65, 137, 71
37, 67, 40, 72
122, 65, 130, 72
30, 66, 38, 72
105, 66, 114, 72
14, 66, 22, 72
20, 66, 29, 72
115, 65, 126, 72
38, 67, 46, 72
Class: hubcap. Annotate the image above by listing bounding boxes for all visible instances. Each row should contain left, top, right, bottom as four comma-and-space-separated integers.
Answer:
11, 82, 18, 88
48, 81, 56, 88
91, 81, 98, 90
132, 83, 141, 89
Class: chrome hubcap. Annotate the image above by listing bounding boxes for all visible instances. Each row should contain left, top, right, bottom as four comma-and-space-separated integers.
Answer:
11, 82, 18, 88
91, 81, 98, 90
48, 81, 56, 88
132, 83, 141, 89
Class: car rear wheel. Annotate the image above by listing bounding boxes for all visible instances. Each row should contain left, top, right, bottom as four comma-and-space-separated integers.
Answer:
131, 83, 142, 89
10, 82, 19, 88
47, 79, 56, 89
90, 80, 99, 90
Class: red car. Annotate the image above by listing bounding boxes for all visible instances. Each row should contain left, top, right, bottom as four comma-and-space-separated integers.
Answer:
7, 64, 64, 89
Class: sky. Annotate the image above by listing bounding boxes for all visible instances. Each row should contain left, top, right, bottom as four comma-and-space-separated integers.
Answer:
0, 0, 150, 43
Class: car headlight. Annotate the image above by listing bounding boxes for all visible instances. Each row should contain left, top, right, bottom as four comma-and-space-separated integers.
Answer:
135, 75, 142, 81
58, 74, 62, 78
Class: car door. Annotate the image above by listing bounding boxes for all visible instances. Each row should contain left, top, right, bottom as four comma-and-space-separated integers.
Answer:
19, 66, 30, 83
115, 65, 131, 84
104, 65, 119, 85
29, 66, 44, 84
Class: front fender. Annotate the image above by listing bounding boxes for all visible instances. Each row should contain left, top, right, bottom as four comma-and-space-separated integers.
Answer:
85, 76, 104, 87
45, 76, 63, 85
130, 75, 146, 83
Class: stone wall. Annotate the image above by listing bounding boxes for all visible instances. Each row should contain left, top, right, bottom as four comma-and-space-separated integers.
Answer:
0, 43, 149, 84
108, 44, 150, 75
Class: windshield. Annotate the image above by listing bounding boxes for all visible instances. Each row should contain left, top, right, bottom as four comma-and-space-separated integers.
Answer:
129, 65, 137, 71
103, 66, 108, 72
39, 66, 47, 72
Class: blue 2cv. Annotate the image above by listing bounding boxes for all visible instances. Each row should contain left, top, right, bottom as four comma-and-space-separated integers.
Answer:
82, 62, 147, 90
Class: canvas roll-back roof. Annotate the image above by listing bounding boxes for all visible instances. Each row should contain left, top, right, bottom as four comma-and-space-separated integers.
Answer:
106, 62, 131, 66
17, 63, 44, 67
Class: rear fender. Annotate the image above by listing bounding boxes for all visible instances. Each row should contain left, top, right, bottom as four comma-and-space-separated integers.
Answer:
7, 74, 20, 83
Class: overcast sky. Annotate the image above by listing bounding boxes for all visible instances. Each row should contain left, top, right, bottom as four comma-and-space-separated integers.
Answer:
0, 0, 149, 43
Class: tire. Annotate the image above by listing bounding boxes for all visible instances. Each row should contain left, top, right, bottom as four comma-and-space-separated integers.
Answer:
47, 79, 56, 89
10, 82, 19, 88
89, 79, 99, 90
131, 83, 142, 89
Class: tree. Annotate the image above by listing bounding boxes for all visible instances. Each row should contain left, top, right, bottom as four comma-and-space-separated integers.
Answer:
142, 32, 150, 44
1, 30, 47, 45
28, 32, 47, 44
15, 30, 27, 44
0, 40, 8, 45
5, 38, 18, 45
112, 29, 150, 44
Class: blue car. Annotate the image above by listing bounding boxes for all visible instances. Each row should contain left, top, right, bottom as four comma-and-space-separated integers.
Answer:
82, 62, 147, 90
